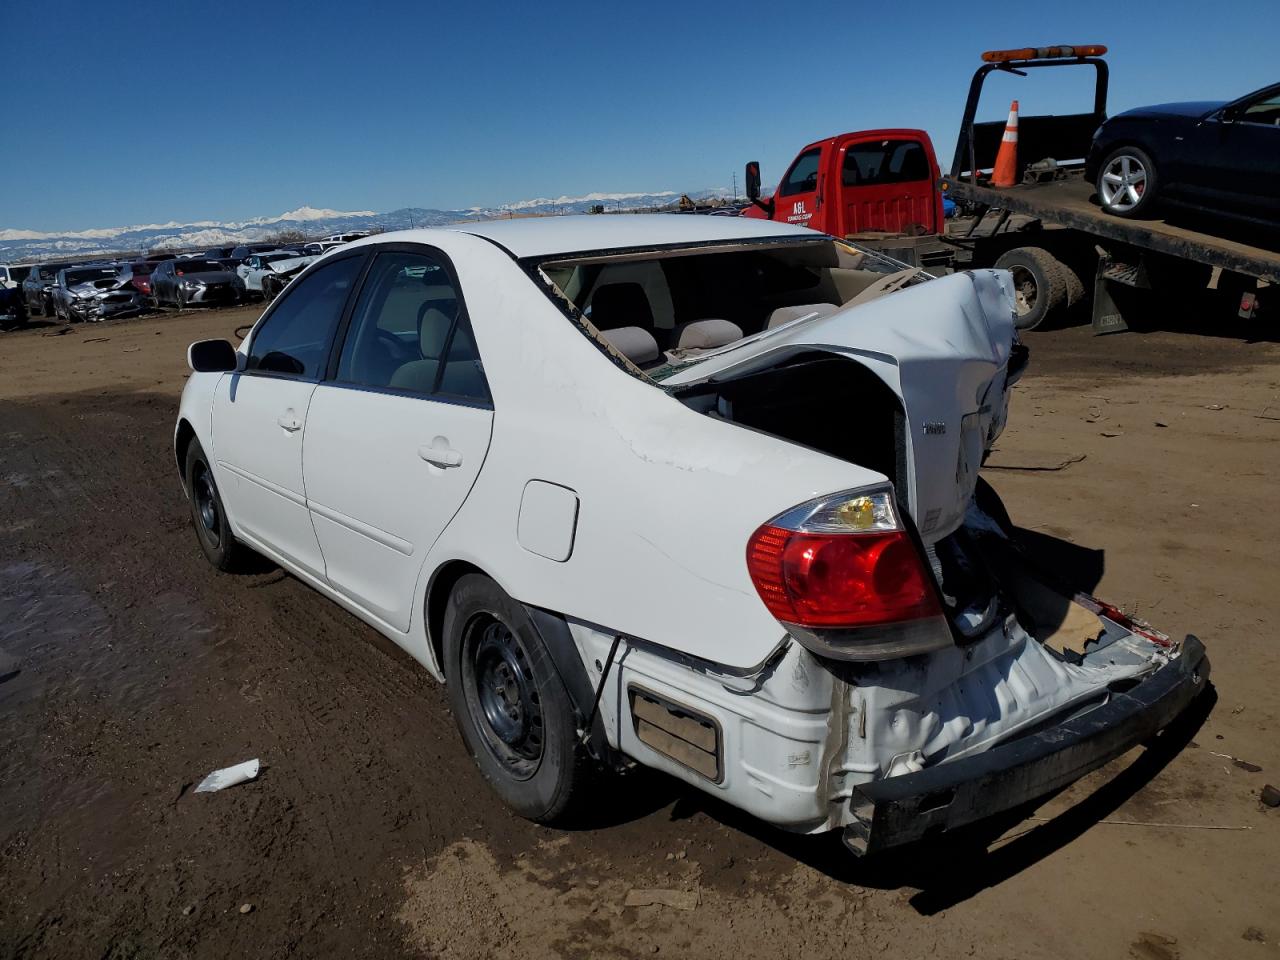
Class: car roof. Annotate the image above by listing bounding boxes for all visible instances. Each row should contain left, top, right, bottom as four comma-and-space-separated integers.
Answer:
345, 214, 824, 260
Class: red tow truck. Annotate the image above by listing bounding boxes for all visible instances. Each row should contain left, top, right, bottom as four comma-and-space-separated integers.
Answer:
743, 45, 1278, 331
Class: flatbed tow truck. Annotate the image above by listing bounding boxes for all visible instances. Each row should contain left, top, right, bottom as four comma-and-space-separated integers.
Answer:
745, 45, 1279, 331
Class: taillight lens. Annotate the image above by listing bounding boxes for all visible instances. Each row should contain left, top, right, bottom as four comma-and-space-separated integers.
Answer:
746, 489, 950, 659
748, 527, 940, 627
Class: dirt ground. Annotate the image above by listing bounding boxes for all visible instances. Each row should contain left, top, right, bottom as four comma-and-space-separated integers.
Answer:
1, 302, 1277, 960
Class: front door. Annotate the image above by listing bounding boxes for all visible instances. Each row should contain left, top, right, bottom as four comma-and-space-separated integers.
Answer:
210, 252, 365, 579
302, 248, 494, 633
774, 146, 823, 229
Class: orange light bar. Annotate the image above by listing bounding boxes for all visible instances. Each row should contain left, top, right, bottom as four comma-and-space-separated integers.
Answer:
982, 45, 1107, 63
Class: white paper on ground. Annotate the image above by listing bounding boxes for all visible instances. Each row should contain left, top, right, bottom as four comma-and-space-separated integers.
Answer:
194, 758, 260, 793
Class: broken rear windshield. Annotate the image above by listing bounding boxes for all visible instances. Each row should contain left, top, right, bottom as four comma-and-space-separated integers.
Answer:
527, 237, 918, 382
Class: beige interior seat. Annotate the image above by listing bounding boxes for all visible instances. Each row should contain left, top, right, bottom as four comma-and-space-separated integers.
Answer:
599, 326, 660, 365
674, 318, 743, 349
767, 302, 839, 328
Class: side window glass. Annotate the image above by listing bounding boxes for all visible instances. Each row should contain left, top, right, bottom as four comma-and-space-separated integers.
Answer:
438, 315, 490, 403
778, 148, 821, 197
246, 255, 362, 378
336, 250, 487, 402
1241, 92, 1280, 125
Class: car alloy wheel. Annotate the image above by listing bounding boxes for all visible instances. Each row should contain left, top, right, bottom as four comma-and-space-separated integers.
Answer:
461, 614, 545, 779
1099, 153, 1149, 213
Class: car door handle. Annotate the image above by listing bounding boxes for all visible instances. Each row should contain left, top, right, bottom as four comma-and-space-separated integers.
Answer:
419, 441, 462, 468
277, 413, 303, 432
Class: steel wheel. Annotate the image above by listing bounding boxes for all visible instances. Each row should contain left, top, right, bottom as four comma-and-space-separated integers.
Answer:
1100, 154, 1147, 211
461, 614, 544, 780
191, 460, 221, 548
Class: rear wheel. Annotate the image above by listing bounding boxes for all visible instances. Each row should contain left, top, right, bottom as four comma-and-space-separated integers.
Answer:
1097, 146, 1158, 218
994, 247, 1069, 330
443, 574, 586, 823
184, 439, 246, 571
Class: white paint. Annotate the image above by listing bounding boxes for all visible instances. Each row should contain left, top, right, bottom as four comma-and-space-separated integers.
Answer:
174, 216, 1177, 835
517, 481, 580, 562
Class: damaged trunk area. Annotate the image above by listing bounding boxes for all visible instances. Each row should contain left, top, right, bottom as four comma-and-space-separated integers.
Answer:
673, 352, 909, 504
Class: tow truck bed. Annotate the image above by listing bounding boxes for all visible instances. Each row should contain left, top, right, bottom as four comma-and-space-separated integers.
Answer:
942, 175, 1280, 285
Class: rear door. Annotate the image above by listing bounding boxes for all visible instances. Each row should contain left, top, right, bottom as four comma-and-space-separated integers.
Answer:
301, 246, 494, 633
210, 252, 365, 579
836, 134, 938, 236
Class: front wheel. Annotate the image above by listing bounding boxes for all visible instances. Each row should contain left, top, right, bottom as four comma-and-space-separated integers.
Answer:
184, 439, 246, 571
443, 574, 587, 823
1097, 146, 1158, 218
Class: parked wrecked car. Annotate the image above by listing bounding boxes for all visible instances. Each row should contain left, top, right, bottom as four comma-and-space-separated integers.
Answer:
52, 265, 149, 322
237, 251, 310, 295
1089, 81, 1280, 224
152, 258, 246, 308
175, 216, 1208, 855
22, 262, 65, 317
117, 261, 158, 298
229, 242, 286, 265
259, 256, 315, 303
0, 285, 26, 330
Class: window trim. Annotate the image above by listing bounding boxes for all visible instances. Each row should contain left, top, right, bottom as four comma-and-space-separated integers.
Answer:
238, 250, 370, 384
321, 241, 493, 409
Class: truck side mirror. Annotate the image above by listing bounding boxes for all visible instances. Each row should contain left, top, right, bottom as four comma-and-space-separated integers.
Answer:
188, 339, 239, 373
745, 161, 762, 202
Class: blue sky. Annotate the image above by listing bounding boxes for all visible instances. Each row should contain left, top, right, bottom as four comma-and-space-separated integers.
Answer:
4, 0, 1275, 232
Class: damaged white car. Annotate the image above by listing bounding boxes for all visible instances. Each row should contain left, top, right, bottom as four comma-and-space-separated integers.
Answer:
175, 216, 1207, 855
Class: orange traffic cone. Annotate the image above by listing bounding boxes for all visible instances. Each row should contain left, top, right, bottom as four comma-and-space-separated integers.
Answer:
991, 99, 1019, 188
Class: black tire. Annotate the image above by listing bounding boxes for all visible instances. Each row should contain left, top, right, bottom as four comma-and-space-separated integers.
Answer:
1096, 145, 1158, 218
994, 247, 1069, 331
443, 574, 586, 823
184, 439, 246, 571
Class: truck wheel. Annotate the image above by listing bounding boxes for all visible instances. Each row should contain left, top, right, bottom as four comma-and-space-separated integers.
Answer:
443, 573, 587, 824
184, 439, 247, 571
994, 247, 1068, 330
1097, 146, 1158, 218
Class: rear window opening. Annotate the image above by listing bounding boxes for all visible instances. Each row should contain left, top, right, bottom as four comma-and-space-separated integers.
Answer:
528, 237, 923, 381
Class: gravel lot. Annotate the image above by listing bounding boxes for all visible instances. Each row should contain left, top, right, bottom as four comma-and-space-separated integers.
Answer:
1, 304, 1277, 959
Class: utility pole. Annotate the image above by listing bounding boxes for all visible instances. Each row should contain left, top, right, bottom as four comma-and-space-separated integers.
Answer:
732, 171, 738, 201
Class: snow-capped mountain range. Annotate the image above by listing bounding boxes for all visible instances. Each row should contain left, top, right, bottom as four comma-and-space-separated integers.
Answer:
1, 190, 731, 261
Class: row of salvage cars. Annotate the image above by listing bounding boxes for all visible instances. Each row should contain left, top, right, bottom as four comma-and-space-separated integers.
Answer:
176, 215, 1210, 856
7, 232, 370, 327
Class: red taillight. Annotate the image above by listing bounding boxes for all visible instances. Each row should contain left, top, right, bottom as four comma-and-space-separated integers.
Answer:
747, 524, 940, 628
131, 278, 150, 294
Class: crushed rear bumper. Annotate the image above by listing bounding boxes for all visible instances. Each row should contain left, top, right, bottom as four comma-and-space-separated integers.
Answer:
842, 634, 1209, 856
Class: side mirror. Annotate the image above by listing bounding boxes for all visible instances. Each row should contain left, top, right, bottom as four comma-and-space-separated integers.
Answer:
188, 339, 239, 373
745, 161, 762, 202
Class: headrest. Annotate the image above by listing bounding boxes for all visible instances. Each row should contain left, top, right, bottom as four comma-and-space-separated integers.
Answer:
418, 305, 455, 358
599, 326, 660, 365
675, 318, 744, 350
767, 302, 838, 328
590, 282, 653, 329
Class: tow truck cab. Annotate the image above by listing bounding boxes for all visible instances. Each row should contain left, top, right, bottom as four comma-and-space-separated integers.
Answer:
742, 129, 944, 239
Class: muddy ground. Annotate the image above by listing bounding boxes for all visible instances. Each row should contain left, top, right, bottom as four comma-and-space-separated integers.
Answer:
1, 303, 1277, 959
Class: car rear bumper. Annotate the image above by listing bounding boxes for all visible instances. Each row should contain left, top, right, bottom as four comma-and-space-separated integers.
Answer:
842, 633, 1209, 856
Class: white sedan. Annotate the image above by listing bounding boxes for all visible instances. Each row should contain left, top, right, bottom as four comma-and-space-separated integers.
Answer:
176, 215, 1208, 855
